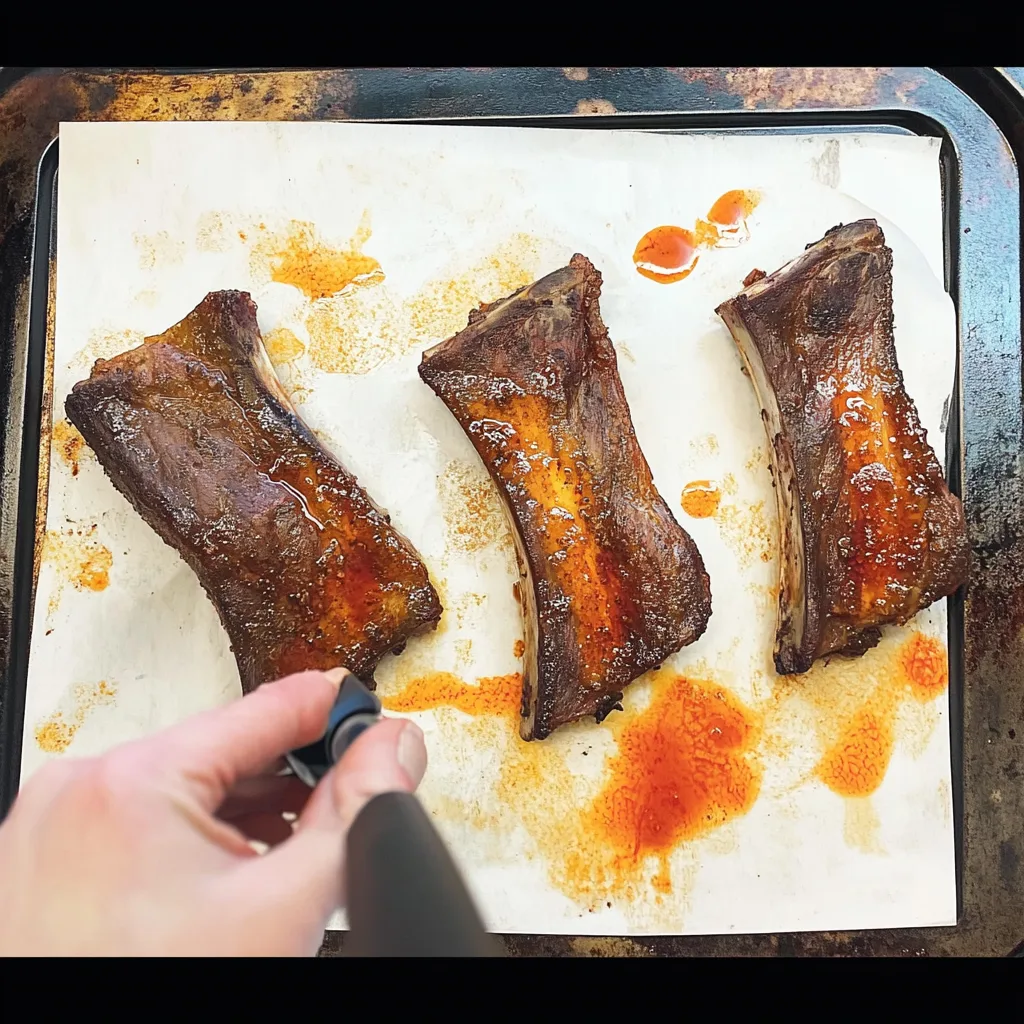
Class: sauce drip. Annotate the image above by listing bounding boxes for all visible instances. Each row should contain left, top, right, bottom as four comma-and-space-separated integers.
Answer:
632, 226, 699, 284
634, 190, 760, 284
382, 672, 522, 718
680, 479, 722, 518
704, 189, 760, 246
816, 702, 895, 797
900, 632, 947, 701
45, 526, 112, 594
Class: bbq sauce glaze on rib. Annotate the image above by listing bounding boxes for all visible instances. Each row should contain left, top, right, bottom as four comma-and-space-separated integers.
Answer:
716, 220, 968, 675
65, 291, 442, 692
420, 254, 712, 740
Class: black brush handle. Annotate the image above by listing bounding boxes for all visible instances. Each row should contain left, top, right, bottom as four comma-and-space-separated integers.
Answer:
344, 791, 503, 957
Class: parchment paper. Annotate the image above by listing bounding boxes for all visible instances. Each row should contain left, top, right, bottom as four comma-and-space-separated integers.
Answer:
24, 122, 957, 935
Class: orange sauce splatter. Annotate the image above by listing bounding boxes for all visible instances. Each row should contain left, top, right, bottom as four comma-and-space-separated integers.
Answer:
78, 559, 110, 591
816, 701, 895, 797
633, 190, 760, 284
415, 629, 948, 903
632, 226, 699, 284
382, 672, 522, 719
583, 677, 761, 872
680, 479, 721, 518
707, 189, 761, 231
52, 419, 89, 476
44, 526, 113, 597
812, 630, 950, 800
257, 217, 383, 301
513, 639, 526, 659
486, 673, 763, 906
900, 632, 948, 701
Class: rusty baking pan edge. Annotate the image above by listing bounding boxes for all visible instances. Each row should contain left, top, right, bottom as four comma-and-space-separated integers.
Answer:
0, 68, 1018, 958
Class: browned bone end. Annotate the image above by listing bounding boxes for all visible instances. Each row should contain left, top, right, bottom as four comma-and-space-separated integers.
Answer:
716, 220, 968, 674
66, 290, 442, 693
420, 254, 712, 739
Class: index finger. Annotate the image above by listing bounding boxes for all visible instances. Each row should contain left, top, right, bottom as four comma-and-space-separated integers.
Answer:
127, 669, 343, 809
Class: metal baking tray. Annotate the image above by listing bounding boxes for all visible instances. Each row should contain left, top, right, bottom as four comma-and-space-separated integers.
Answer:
0, 67, 1019, 957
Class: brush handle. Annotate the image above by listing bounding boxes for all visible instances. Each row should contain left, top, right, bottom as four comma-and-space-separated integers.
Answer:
344, 791, 503, 957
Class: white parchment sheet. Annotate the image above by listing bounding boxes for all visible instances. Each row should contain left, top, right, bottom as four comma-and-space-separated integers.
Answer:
24, 122, 957, 935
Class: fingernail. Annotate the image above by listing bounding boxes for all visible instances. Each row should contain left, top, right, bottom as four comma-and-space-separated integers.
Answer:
323, 667, 348, 690
396, 721, 427, 787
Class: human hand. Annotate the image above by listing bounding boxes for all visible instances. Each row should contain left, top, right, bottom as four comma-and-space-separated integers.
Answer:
0, 669, 427, 956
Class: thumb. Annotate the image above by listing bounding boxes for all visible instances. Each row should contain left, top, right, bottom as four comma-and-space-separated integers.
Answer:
232, 718, 427, 937
300, 717, 428, 836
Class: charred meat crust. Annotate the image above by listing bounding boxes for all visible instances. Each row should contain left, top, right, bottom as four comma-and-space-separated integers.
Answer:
420, 254, 712, 739
65, 290, 441, 692
716, 220, 969, 674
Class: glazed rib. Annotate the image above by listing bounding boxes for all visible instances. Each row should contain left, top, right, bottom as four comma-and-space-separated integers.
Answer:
716, 220, 968, 674
65, 290, 441, 691
420, 254, 712, 739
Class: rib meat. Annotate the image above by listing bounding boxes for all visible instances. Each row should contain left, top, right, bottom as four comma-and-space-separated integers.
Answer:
65, 290, 441, 692
716, 220, 968, 675
419, 254, 712, 740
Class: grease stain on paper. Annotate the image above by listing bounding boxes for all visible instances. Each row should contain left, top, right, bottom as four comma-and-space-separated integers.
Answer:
688, 433, 719, 458
35, 680, 117, 754
43, 525, 113, 616
437, 459, 513, 554
67, 327, 144, 376
305, 287, 403, 375
251, 213, 384, 301
716, 497, 774, 567
156, 212, 554, 377
407, 233, 546, 343
263, 327, 306, 366
766, 630, 950, 852
52, 419, 91, 476
134, 230, 185, 269
384, 628, 950, 914
301, 231, 549, 375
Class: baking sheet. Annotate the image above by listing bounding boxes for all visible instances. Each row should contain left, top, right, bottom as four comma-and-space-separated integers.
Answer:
24, 122, 957, 935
